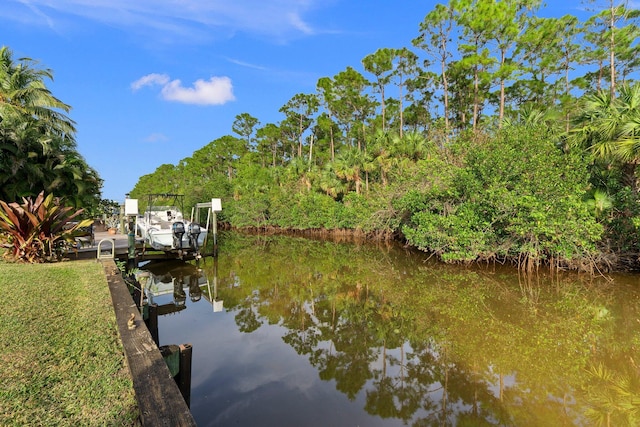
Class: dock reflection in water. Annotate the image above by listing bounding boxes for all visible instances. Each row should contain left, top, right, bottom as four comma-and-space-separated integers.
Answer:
138, 260, 223, 314
138, 232, 640, 427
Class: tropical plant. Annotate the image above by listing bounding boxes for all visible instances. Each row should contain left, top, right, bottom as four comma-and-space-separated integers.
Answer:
570, 83, 640, 193
585, 188, 614, 218
0, 192, 92, 262
0, 46, 76, 139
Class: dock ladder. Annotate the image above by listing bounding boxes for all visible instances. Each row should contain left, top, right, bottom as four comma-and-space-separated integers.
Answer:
97, 238, 116, 259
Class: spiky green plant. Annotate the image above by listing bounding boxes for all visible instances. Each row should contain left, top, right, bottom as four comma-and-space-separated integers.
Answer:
586, 189, 614, 218
0, 191, 92, 262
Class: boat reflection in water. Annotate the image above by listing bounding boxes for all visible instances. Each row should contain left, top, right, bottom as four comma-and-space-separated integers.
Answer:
137, 260, 223, 313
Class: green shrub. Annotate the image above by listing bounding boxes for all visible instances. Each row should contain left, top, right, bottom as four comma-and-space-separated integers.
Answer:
400, 125, 603, 267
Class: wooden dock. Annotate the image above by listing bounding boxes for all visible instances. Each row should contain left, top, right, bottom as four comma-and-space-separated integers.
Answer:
68, 231, 211, 262
67, 231, 130, 260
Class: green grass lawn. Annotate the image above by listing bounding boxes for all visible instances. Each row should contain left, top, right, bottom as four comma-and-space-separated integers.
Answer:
0, 261, 138, 426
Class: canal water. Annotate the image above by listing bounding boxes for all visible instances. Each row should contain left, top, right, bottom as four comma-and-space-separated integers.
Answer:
139, 232, 640, 427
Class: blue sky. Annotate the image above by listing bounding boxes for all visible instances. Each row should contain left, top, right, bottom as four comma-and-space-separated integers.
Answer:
1, 0, 608, 201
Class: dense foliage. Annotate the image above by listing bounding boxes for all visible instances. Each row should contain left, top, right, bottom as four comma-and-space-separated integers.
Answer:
399, 125, 603, 267
123, 2, 640, 269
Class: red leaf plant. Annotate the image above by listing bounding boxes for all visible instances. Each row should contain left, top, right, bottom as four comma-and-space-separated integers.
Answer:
0, 192, 93, 262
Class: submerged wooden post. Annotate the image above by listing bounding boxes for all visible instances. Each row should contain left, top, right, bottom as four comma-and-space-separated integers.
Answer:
160, 345, 181, 377
147, 303, 159, 346
178, 344, 193, 407
160, 343, 193, 407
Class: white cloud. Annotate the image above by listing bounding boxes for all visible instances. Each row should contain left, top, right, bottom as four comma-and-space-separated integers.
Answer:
16, 0, 56, 30
287, 12, 313, 35
161, 76, 235, 105
132, 73, 235, 106
131, 73, 170, 91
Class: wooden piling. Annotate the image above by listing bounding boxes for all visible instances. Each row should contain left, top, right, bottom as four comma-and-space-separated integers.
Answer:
131, 281, 142, 309
178, 344, 193, 407
147, 303, 159, 346
160, 343, 193, 407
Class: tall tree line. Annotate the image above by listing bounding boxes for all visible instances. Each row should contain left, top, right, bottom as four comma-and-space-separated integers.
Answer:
134, 0, 639, 198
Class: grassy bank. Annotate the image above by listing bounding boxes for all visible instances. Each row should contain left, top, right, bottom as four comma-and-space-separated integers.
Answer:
0, 261, 138, 426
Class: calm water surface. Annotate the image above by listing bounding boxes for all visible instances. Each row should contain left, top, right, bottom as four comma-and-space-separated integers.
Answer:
139, 232, 640, 427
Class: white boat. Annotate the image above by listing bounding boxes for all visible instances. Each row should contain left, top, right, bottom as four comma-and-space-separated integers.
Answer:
135, 194, 207, 256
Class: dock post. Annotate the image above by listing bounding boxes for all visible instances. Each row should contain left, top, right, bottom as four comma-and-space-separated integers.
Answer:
147, 303, 159, 346
210, 198, 222, 258
131, 282, 142, 309
127, 217, 136, 270
160, 343, 193, 407
212, 210, 218, 258
178, 344, 193, 407
124, 197, 139, 270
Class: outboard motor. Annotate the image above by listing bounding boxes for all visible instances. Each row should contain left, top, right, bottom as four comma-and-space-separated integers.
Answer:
173, 274, 186, 307
189, 273, 202, 302
188, 223, 201, 253
172, 221, 185, 250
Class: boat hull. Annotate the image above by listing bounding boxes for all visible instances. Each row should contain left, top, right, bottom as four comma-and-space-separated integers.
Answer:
145, 227, 207, 252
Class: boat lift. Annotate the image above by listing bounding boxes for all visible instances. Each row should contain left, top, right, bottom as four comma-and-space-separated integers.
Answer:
124, 197, 222, 262
190, 198, 222, 257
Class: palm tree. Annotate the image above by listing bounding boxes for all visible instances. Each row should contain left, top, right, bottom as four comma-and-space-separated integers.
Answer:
396, 130, 432, 161
364, 129, 393, 188
319, 164, 345, 199
585, 188, 614, 219
615, 84, 640, 164
0, 46, 76, 141
333, 148, 364, 194
503, 104, 561, 130
0, 46, 99, 205
0, 115, 50, 200
570, 83, 640, 193
284, 157, 313, 191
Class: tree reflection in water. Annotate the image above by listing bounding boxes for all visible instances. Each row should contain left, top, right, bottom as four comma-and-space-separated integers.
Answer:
152, 232, 640, 427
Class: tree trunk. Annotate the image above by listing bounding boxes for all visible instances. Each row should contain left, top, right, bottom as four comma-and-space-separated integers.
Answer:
622, 161, 637, 195
610, 1, 616, 99
330, 126, 335, 162
441, 42, 450, 143
499, 48, 506, 127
